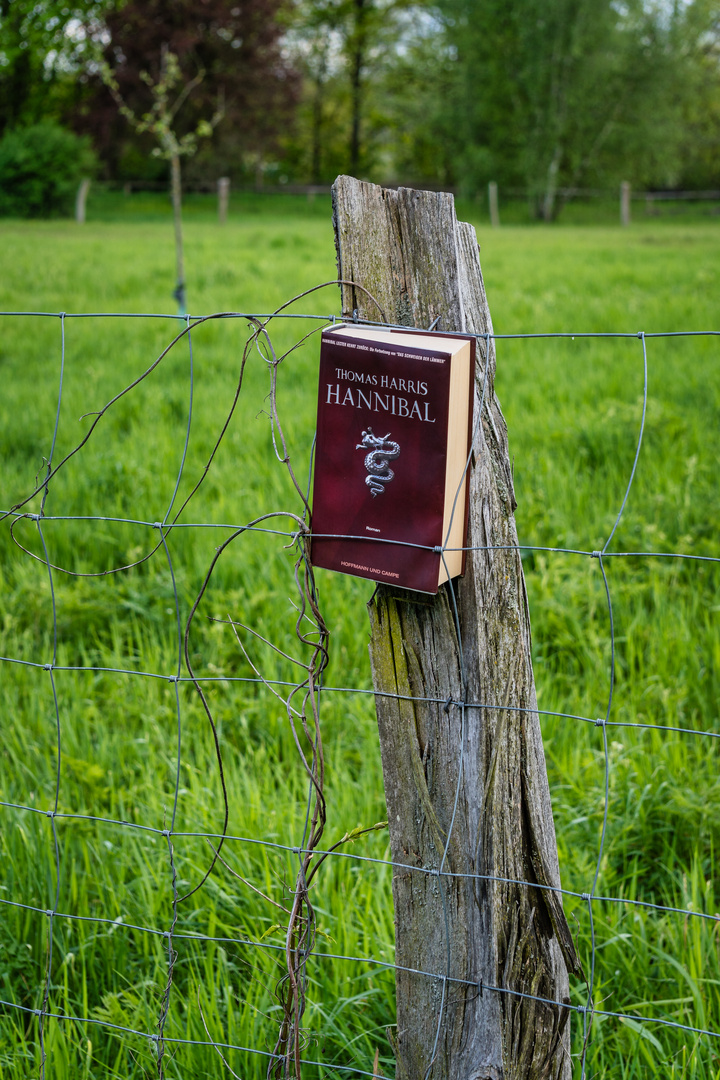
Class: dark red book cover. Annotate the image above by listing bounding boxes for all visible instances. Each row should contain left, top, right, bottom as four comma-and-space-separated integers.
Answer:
310, 327, 474, 594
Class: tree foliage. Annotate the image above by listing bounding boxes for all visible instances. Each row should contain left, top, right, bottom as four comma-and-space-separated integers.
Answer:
80, 0, 299, 178
1, 0, 718, 202
0, 121, 96, 216
283, 0, 422, 181
674, 0, 720, 188
0, 0, 107, 135
419, 0, 720, 213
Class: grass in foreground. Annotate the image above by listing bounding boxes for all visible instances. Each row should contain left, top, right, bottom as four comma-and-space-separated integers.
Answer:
0, 201, 719, 1078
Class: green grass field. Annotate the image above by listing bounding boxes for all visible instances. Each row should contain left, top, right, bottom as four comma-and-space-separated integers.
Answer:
1, 194, 719, 1079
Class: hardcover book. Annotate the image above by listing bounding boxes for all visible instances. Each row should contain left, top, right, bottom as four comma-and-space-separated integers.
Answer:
310, 324, 475, 594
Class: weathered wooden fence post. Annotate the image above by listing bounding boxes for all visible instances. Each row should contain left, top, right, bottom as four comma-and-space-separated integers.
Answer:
75, 178, 91, 223
331, 175, 581, 1079
488, 181, 500, 228
218, 176, 230, 223
621, 181, 631, 226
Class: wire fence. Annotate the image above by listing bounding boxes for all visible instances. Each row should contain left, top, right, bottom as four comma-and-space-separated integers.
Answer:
75, 179, 720, 229
0, 300, 718, 1079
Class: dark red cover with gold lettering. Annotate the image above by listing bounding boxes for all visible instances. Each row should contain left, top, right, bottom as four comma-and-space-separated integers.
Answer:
310, 327, 473, 594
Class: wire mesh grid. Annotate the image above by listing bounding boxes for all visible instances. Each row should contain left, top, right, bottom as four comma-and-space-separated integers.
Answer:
0, 302, 718, 1079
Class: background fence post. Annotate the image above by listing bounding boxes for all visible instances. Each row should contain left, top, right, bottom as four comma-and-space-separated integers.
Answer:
488, 180, 500, 227
332, 175, 581, 1079
621, 180, 631, 226
75, 178, 91, 223
217, 176, 230, 224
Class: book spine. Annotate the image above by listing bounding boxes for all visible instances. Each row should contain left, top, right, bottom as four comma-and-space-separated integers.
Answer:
461, 336, 476, 577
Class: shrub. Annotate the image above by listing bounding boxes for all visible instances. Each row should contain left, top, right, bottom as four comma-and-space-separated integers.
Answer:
0, 123, 97, 218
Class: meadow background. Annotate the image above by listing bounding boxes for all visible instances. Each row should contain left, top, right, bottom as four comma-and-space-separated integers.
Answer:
0, 193, 719, 1079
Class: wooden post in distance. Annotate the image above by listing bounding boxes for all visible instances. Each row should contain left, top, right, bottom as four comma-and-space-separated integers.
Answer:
621, 181, 631, 226
218, 176, 230, 224
75, 178, 91, 224
488, 181, 500, 227
332, 176, 581, 1079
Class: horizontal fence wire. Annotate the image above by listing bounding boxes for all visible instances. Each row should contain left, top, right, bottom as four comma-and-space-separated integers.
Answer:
0, 306, 718, 1079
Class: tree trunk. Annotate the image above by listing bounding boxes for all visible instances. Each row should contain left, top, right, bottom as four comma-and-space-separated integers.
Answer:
311, 46, 328, 185
348, 0, 367, 177
331, 176, 582, 1080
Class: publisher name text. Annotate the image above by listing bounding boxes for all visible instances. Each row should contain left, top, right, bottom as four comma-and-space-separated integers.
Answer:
340, 560, 400, 579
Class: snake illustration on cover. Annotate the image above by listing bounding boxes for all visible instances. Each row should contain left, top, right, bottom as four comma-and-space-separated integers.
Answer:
356, 428, 401, 496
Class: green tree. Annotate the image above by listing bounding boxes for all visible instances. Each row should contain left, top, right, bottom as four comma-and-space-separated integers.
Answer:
674, 1, 720, 189
0, 0, 108, 135
283, 0, 347, 182
100, 45, 223, 313
426, 0, 719, 215
0, 121, 96, 216
285, 0, 424, 181
82, 0, 298, 181
84, 0, 299, 308
376, 7, 456, 186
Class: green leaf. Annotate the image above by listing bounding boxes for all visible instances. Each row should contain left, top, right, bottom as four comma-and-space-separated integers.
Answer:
340, 820, 388, 844
618, 1017, 665, 1055
258, 924, 283, 942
